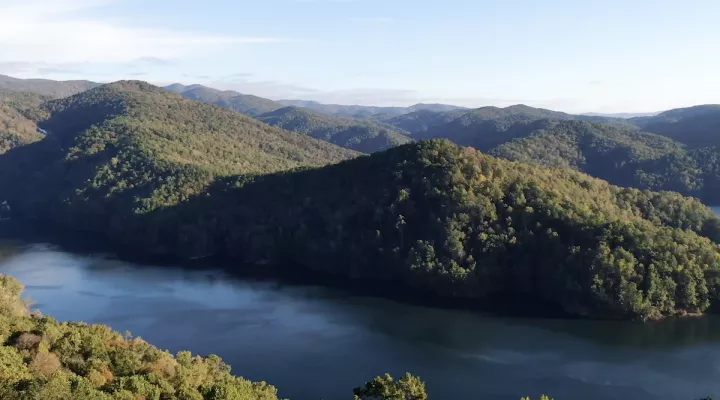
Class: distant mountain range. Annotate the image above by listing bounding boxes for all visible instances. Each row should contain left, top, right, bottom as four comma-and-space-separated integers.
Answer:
2, 74, 720, 201
582, 112, 659, 119
385, 104, 637, 148
629, 105, 720, 148
0, 90, 46, 153
257, 106, 412, 153
276, 99, 467, 119
0, 74, 100, 98
164, 83, 412, 152
164, 83, 284, 117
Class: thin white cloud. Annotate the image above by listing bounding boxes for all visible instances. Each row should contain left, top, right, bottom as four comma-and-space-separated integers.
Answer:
0, 0, 286, 65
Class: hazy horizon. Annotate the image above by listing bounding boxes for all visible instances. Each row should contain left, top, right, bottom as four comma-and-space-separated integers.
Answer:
0, 0, 718, 113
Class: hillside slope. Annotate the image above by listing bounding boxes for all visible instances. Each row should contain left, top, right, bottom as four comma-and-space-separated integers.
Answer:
489, 119, 681, 171
0, 275, 282, 399
630, 105, 720, 148
387, 104, 636, 144
134, 140, 720, 320
1, 83, 720, 320
0, 81, 357, 232
490, 120, 720, 204
257, 106, 412, 153
1, 273, 429, 400
0, 91, 47, 154
387, 106, 720, 204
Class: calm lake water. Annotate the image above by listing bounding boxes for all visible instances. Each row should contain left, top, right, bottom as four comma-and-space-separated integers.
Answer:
1, 240, 720, 400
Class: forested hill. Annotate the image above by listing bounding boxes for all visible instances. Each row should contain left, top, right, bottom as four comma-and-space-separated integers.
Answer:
0, 273, 433, 399
629, 104, 720, 148
0, 91, 46, 154
1, 80, 720, 322
165, 85, 412, 152
165, 83, 284, 116
278, 99, 467, 119
0, 80, 357, 233
489, 119, 682, 172
257, 106, 412, 153
0, 74, 100, 98
382, 104, 720, 205
130, 140, 720, 321
387, 104, 636, 142
485, 120, 720, 205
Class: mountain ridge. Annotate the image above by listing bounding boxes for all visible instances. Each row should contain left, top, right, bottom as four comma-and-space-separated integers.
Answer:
164, 83, 284, 116
0, 80, 357, 233
0, 74, 101, 98
0, 80, 718, 322
257, 106, 412, 153
277, 99, 467, 118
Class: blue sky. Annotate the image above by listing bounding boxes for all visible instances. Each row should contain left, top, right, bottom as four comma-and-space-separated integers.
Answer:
0, 0, 718, 113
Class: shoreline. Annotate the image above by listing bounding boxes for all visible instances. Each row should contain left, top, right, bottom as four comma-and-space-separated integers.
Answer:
0, 219, 703, 323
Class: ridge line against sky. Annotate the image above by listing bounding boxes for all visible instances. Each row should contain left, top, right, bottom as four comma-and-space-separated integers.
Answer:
0, 0, 718, 113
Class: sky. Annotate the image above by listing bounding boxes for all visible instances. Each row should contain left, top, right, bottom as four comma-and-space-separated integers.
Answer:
0, 0, 718, 113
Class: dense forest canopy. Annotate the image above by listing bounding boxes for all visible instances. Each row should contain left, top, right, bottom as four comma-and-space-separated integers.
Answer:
381, 103, 720, 205
0, 75, 718, 397
0, 79, 719, 322
0, 273, 447, 399
486, 120, 720, 204
257, 106, 412, 153
166, 85, 412, 153
0, 81, 357, 234
0, 91, 47, 154
629, 105, 720, 148
386, 104, 636, 142
41, 134, 712, 322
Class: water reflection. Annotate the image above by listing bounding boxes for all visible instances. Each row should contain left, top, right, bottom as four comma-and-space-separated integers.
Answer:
0, 239, 719, 400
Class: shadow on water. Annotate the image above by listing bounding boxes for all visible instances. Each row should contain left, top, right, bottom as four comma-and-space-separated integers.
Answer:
4, 219, 720, 355
3, 231, 720, 399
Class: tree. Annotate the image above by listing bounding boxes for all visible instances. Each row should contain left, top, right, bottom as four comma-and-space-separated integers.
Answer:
353, 373, 428, 400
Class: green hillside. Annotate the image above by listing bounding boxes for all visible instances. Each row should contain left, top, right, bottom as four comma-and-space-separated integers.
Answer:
630, 105, 720, 148
257, 106, 412, 153
1, 82, 720, 321
489, 120, 720, 204
489, 119, 681, 171
136, 140, 720, 321
0, 81, 357, 233
388, 105, 636, 144
0, 273, 436, 400
0, 91, 47, 154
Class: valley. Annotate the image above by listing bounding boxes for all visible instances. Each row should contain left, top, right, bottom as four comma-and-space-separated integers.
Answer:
0, 74, 718, 399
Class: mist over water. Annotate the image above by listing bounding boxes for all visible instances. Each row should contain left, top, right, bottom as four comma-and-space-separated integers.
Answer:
1, 240, 720, 400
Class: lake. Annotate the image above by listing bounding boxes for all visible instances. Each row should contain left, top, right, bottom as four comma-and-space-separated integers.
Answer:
1, 240, 720, 400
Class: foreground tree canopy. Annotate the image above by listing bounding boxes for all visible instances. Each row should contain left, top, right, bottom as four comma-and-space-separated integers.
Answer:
1, 273, 564, 399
